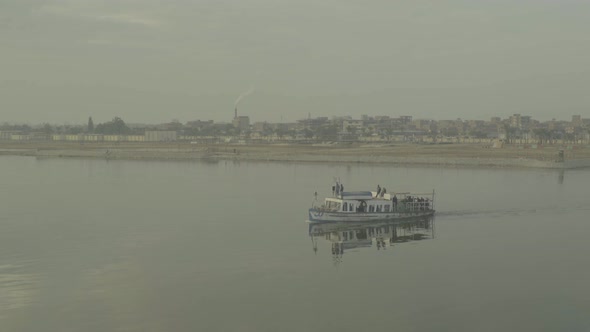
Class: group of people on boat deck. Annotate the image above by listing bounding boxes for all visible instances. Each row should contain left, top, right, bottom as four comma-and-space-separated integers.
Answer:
332, 183, 344, 196
375, 185, 430, 210
402, 196, 431, 211
375, 185, 387, 198
389, 192, 431, 211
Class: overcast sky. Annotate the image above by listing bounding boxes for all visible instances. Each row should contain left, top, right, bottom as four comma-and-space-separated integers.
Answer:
1, 0, 589, 124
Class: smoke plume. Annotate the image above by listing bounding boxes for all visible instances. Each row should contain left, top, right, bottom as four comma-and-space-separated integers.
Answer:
234, 87, 255, 107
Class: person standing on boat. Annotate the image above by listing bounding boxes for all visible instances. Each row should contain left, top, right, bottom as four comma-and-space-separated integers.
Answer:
376, 185, 381, 197
340, 183, 344, 194
332, 185, 335, 196
392, 194, 398, 210
381, 187, 386, 197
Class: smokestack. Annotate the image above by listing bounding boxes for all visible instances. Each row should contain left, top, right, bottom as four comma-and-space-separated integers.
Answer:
234, 107, 237, 119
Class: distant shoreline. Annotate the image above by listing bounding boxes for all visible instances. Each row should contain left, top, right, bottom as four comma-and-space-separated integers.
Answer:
1, 141, 590, 169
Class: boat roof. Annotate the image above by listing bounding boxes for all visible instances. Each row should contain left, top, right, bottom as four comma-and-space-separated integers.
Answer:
341, 191, 373, 199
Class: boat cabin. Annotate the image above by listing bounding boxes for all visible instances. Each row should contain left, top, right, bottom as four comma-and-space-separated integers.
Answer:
322, 191, 432, 213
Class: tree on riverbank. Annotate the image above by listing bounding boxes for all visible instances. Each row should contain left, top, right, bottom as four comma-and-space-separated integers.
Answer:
1, 123, 32, 133
533, 128, 557, 145
94, 117, 131, 135
87, 117, 94, 133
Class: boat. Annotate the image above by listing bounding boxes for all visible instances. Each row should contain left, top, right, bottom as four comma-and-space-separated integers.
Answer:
308, 182, 435, 223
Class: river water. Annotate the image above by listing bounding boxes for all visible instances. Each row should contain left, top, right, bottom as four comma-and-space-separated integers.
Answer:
1, 156, 589, 332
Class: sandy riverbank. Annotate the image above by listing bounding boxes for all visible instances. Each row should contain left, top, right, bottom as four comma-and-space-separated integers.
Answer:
1, 141, 590, 169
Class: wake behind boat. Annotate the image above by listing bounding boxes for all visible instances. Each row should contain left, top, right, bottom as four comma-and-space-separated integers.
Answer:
308, 181, 435, 223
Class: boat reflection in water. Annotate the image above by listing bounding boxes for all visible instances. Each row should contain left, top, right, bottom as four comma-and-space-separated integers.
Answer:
308, 216, 435, 263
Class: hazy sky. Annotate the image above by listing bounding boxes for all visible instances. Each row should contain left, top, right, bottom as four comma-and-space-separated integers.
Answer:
1, 0, 589, 124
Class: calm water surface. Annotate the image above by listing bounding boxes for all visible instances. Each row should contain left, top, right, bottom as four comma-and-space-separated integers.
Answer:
1, 156, 589, 332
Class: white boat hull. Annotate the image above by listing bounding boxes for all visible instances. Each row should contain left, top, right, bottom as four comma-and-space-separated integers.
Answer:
308, 208, 435, 223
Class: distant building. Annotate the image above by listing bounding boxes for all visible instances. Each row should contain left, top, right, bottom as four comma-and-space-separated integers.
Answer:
412, 119, 433, 131
233, 116, 250, 132
186, 120, 214, 128
399, 116, 413, 124
251, 122, 268, 133
145, 131, 177, 142
0, 131, 21, 140
467, 120, 485, 130
437, 120, 454, 130
156, 122, 182, 131
509, 114, 522, 128
342, 119, 364, 133
232, 105, 250, 133
332, 116, 352, 121
374, 116, 391, 122
297, 117, 328, 131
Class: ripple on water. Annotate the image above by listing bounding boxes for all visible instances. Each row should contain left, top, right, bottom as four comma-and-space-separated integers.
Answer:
0, 264, 40, 318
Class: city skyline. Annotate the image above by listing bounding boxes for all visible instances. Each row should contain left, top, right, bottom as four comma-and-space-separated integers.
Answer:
0, 111, 588, 127
2, 0, 590, 123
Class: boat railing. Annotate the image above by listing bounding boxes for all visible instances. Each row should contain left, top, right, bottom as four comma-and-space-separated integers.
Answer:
392, 201, 433, 212
311, 203, 339, 212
